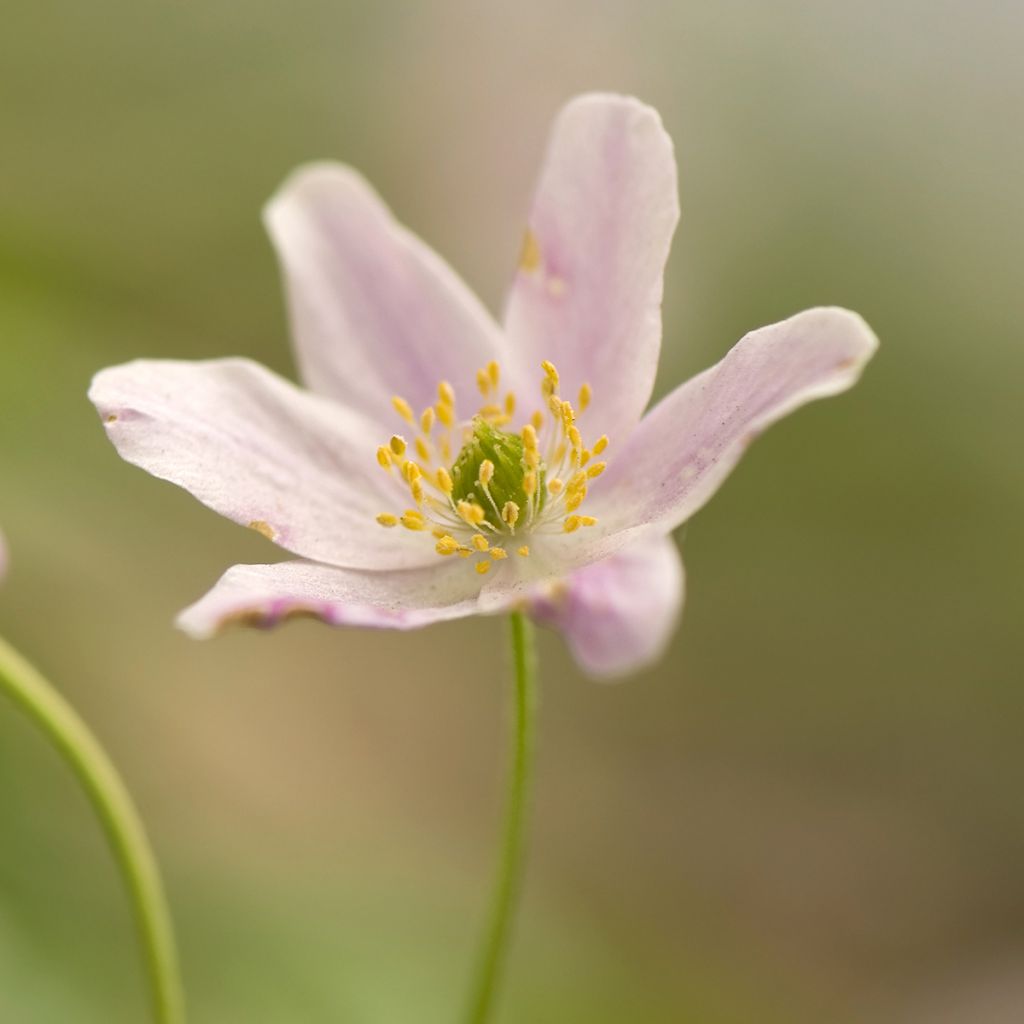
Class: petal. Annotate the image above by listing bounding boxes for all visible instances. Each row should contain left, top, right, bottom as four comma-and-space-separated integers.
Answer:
528, 534, 684, 679
177, 559, 485, 639
89, 357, 440, 571
264, 163, 505, 425
590, 307, 879, 534
502, 93, 679, 442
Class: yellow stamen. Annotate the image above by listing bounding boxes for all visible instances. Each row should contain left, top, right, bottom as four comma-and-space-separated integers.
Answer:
479, 460, 495, 485
488, 361, 500, 389
376, 513, 398, 527
490, 547, 508, 560
477, 368, 490, 395
505, 392, 516, 415
471, 534, 490, 552
578, 383, 592, 411
521, 423, 538, 451
436, 467, 453, 494
436, 401, 455, 428
586, 462, 606, 478
530, 410, 544, 432
421, 407, 436, 433
376, 446, 392, 469
517, 545, 530, 557
568, 425, 582, 451
475, 560, 491, 575
415, 437, 431, 462
401, 510, 427, 531
392, 396, 414, 423
389, 435, 407, 456
548, 478, 564, 495
577, 516, 598, 527
457, 500, 486, 526
524, 471, 537, 497
435, 535, 460, 555
502, 501, 519, 527
593, 435, 609, 455
401, 460, 420, 483
563, 515, 581, 533
438, 380, 455, 405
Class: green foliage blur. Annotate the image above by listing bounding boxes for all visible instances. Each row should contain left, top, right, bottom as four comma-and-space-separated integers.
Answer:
1, 3, 1021, 1021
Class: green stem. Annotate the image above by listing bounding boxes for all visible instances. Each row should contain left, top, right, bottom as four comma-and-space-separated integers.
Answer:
0, 635, 185, 1024
465, 611, 538, 1024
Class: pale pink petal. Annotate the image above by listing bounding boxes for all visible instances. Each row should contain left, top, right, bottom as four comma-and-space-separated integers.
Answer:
503, 93, 679, 442
588, 307, 879, 535
265, 164, 505, 425
89, 358, 440, 572
177, 559, 487, 639
529, 535, 684, 679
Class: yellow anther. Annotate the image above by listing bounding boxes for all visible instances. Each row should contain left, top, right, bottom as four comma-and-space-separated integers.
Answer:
415, 437, 431, 462
548, 478, 564, 495
541, 360, 559, 387
563, 515, 581, 533
400, 510, 427, 531
565, 491, 586, 512
471, 534, 490, 552
524, 448, 540, 469
436, 467, 453, 494
457, 547, 472, 558
524, 471, 537, 497
401, 460, 421, 483
389, 434, 407, 456
392, 396, 414, 423
580, 449, 591, 466
488, 361, 500, 388
578, 383, 592, 411
586, 462, 606, 479
440, 436, 452, 463
475, 560, 491, 575
593, 435, 609, 455
420, 407, 436, 433
435, 535, 460, 555
517, 545, 530, 557
438, 380, 456, 405
432, 527, 447, 539
480, 403, 503, 418
568, 470, 587, 490
577, 516, 598, 527
490, 547, 508, 560
479, 459, 495, 486
502, 501, 520, 527
505, 392, 516, 415
531, 410, 544, 432
376, 513, 398, 527
477, 368, 490, 395
410, 479, 425, 503
560, 401, 576, 429
376, 446, 393, 469
436, 401, 455, 428
457, 500, 486, 525
548, 394, 563, 416
522, 423, 538, 450
568, 426, 582, 451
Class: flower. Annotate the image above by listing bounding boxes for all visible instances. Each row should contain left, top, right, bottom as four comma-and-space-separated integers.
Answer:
0, 528, 6, 583
89, 93, 877, 678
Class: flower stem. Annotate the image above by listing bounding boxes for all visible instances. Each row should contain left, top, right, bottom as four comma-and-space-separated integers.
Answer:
0, 635, 185, 1024
465, 611, 538, 1024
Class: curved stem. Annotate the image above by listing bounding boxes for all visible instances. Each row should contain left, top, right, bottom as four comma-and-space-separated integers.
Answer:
465, 611, 538, 1024
0, 635, 185, 1024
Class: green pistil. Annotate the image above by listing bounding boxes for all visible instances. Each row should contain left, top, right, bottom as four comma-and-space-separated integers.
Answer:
451, 419, 544, 529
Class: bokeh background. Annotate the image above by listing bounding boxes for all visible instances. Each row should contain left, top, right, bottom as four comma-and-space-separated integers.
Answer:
2, 2, 1022, 1021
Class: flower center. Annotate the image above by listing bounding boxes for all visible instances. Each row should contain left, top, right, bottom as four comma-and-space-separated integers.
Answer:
374, 360, 607, 574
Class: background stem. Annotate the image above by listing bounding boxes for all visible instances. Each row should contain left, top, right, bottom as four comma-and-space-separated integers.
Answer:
465, 611, 538, 1024
0, 635, 185, 1024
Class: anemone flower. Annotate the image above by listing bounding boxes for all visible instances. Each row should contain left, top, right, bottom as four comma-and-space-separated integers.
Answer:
89, 93, 876, 1023
90, 94, 876, 679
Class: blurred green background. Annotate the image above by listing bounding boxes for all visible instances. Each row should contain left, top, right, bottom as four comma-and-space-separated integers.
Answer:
1, 2, 1021, 1021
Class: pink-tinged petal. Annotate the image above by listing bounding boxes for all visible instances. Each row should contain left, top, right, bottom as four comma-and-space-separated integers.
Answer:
503, 93, 679, 442
89, 358, 439, 572
177, 559, 485, 639
264, 164, 505, 424
590, 307, 879, 535
529, 534, 684, 680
